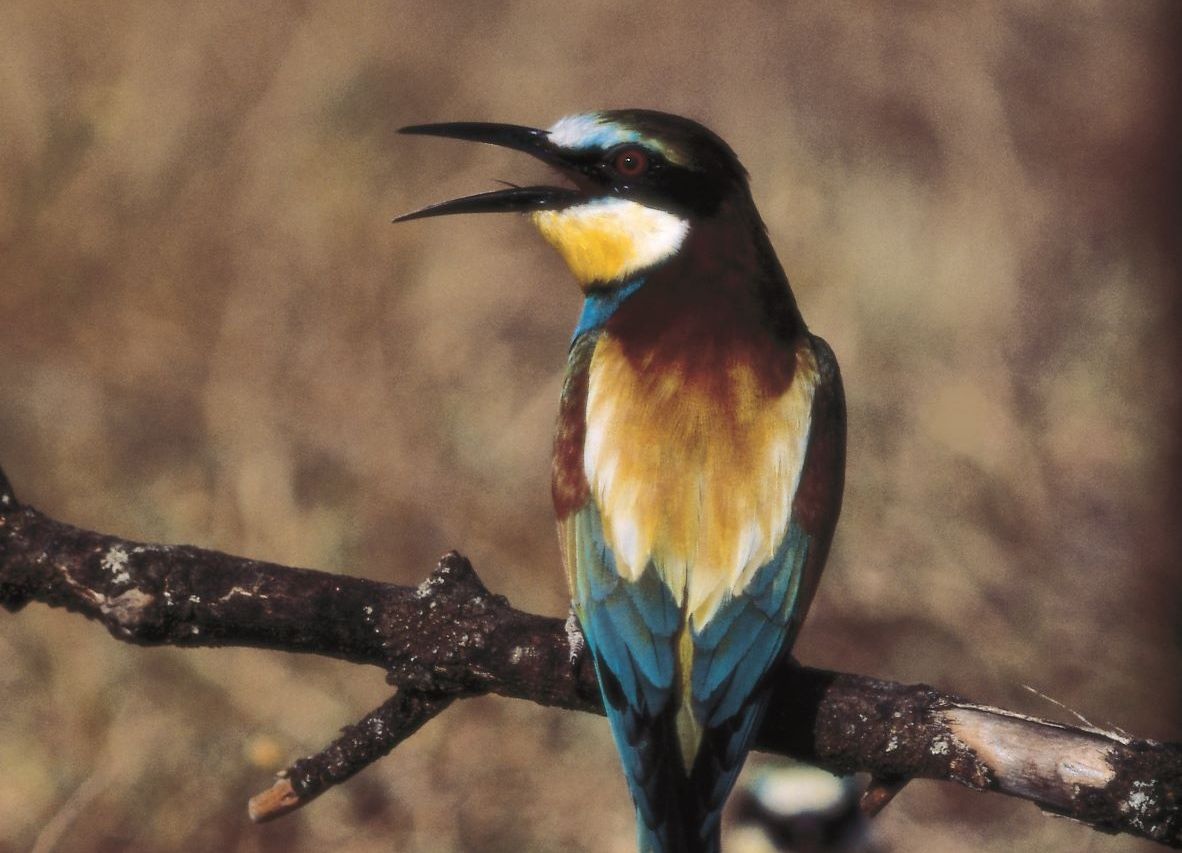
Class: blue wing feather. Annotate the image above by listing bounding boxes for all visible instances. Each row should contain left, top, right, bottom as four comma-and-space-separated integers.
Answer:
571, 504, 679, 723
691, 520, 810, 726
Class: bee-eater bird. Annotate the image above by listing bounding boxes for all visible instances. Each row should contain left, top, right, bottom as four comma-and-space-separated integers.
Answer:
397, 110, 846, 853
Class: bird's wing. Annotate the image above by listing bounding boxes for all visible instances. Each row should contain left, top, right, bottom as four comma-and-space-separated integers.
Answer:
783, 333, 846, 638
555, 331, 684, 826
687, 332, 846, 799
561, 501, 684, 829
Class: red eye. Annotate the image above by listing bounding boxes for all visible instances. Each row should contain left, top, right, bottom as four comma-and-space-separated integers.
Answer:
612, 147, 650, 177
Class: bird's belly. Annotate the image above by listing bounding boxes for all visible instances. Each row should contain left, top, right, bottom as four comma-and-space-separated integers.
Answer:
584, 333, 818, 626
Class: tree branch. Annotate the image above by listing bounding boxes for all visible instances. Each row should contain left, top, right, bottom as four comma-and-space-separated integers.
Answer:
0, 466, 1178, 847
248, 689, 455, 822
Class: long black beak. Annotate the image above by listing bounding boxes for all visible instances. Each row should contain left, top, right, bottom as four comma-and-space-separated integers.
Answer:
394, 122, 582, 222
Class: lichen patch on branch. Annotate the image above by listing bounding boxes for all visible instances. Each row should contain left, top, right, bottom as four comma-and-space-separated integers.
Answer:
101, 546, 132, 585
97, 587, 157, 635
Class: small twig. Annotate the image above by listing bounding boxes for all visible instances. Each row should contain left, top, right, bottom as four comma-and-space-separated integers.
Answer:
249, 689, 453, 822
860, 775, 909, 817
1022, 683, 1100, 731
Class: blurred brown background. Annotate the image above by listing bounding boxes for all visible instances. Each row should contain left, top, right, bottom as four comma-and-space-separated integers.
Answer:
1, 2, 1179, 851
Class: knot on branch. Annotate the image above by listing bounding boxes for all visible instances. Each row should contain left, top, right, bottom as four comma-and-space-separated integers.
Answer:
413, 551, 494, 607
382, 552, 509, 694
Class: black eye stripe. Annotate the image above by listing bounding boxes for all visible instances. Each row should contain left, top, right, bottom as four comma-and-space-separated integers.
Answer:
555, 144, 725, 217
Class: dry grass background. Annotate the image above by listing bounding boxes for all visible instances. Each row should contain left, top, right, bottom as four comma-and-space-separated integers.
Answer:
1, 2, 1179, 851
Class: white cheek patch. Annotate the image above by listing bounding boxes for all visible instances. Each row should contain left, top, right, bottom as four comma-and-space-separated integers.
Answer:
531, 197, 690, 285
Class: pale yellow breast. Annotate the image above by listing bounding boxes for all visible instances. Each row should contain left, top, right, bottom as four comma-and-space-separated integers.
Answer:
584, 334, 818, 627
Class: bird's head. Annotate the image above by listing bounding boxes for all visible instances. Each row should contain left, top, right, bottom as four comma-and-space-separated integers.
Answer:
396, 110, 756, 288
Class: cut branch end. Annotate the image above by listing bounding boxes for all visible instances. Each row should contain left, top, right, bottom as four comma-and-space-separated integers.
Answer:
248, 778, 301, 824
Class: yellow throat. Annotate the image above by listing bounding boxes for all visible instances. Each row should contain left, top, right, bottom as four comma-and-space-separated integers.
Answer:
531, 198, 690, 286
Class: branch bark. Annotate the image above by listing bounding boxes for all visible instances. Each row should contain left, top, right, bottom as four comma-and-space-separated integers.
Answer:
0, 468, 1178, 847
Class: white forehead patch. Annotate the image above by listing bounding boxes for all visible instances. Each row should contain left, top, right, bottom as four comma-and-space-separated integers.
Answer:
547, 113, 642, 151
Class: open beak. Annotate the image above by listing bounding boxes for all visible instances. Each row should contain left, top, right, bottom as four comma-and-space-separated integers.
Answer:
394, 122, 583, 222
